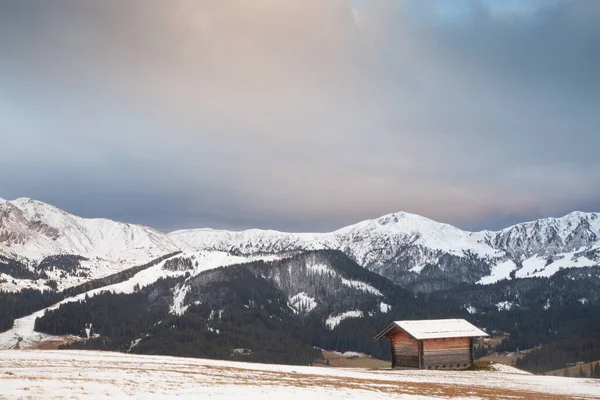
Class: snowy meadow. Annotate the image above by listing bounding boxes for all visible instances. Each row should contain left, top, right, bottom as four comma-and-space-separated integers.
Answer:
1, 350, 599, 399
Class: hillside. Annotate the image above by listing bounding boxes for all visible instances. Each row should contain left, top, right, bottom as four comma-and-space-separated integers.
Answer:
1, 248, 599, 373
545, 360, 600, 378
29, 250, 456, 363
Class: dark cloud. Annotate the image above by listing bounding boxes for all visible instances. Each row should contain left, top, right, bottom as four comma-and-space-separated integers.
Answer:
0, 0, 599, 232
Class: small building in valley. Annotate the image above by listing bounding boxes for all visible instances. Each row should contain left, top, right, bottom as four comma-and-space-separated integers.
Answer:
374, 319, 488, 370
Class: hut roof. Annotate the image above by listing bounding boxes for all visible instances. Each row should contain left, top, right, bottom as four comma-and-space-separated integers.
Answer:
374, 318, 488, 340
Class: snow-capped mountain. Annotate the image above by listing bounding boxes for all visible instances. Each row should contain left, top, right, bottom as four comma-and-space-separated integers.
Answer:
170, 212, 496, 261
0, 198, 179, 262
169, 211, 600, 291
0, 198, 180, 291
1, 197, 600, 293
169, 212, 496, 291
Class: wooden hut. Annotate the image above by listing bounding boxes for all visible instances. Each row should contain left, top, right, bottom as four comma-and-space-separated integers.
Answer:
374, 319, 488, 370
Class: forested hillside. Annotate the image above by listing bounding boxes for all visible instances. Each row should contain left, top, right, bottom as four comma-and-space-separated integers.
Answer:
516, 337, 600, 374
34, 251, 464, 363
0, 252, 180, 334
4, 250, 600, 371
0, 289, 62, 332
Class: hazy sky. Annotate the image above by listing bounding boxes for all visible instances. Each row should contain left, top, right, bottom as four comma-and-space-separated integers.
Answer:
1, 0, 599, 232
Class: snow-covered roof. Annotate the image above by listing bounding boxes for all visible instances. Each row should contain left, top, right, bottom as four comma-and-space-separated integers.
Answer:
374, 319, 488, 340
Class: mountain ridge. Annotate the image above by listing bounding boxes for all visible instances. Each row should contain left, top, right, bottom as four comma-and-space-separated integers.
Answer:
4, 196, 598, 238
2, 197, 600, 292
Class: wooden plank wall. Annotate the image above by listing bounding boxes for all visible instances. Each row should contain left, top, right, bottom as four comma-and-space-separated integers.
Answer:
422, 337, 472, 369
390, 330, 419, 368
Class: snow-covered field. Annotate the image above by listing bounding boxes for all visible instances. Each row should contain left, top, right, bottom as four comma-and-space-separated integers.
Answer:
1, 350, 599, 399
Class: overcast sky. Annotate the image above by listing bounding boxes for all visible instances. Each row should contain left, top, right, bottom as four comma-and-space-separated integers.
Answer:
1, 0, 599, 232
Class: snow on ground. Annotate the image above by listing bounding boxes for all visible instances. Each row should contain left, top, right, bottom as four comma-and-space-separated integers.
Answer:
489, 364, 531, 375
524, 253, 596, 278
495, 301, 513, 311
341, 278, 383, 296
0, 254, 176, 293
170, 284, 191, 315
515, 256, 547, 278
306, 262, 335, 275
463, 305, 477, 314
380, 302, 391, 313
477, 251, 599, 285
0, 258, 143, 293
332, 351, 369, 358
0, 273, 50, 293
477, 260, 516, 285
409, 264, 426, 273
288, 292, 318, 313
543, 299, 551, 310
1, 350, 599, 399
304, 262, 383, 298
326, 311, 364, 330
128, 338, 142, 351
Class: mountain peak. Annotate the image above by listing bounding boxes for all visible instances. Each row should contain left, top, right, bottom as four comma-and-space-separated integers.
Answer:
0, 196, 180, 263
375, 211, 439, 225
563, 210, 599, 220
11, 197, 50, 206
367, 211, 468, 238
498, 210, 600, 233
334, 211, 441, 232
6, 197, 58, 212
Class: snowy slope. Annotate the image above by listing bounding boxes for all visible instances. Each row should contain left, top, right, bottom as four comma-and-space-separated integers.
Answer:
2, 350, 600, 399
